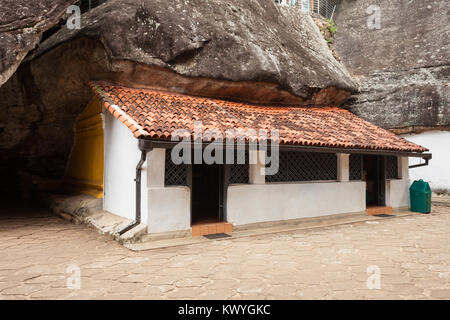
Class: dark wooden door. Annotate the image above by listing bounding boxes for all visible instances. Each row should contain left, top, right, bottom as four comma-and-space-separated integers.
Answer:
376, 156, 386, 206
363, 155, 386, 206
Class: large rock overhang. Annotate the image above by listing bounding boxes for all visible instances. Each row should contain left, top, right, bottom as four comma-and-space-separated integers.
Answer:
0, 0, 358, 196
29, 0, 357, 105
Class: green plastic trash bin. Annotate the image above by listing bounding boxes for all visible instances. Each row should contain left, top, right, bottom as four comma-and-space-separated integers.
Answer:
409, 179, 431, 213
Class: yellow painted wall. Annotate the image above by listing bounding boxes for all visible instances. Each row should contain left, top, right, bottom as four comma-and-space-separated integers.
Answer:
64, 97, 104, 198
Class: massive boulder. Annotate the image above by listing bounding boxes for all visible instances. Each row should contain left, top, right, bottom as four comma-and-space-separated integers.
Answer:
0, 0, 77, 86
0, 0, 356, 195
334, 0, 450, 133
30, 0, 355, 103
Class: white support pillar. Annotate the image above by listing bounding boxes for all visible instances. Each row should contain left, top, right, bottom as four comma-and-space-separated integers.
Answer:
146, 148, 166, 187
249, 150, 265, 184
398, 156, 409, 180
337, 153, 350, 182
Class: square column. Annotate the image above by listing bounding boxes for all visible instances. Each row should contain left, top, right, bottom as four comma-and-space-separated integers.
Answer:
337, 153, 350, 182
398, 156, 409, 180
146, 148, 166, 187
249, 149, 265, 184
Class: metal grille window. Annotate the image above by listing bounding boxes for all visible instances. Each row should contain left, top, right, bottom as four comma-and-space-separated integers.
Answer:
164, 149, 187, 186
386, 156, 399, 180
77, 0, 108, 14
349, 154, 363, 180
313, 0, 339, 20
275, 0, 339, 20
266, 151, 337, 183
229, 151, 249, 184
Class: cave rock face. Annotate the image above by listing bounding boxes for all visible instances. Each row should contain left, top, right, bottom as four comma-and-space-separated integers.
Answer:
33, 0, 356, 103
334, 0, 450, 132
0, 0, 356, 185
0, 0, 77, 86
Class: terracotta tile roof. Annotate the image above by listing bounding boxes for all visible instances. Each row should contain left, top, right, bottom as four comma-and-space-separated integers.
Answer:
90, 82, 427, 153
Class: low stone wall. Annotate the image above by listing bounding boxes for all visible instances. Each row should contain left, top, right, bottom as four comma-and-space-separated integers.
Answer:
227, 181, 366, 226
147, 186, 191, 234
385, 157, 411, 209
386, 179, 410, 209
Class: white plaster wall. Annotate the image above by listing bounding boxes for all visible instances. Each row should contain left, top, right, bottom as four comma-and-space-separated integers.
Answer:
104, 119, 191, 233
402, 131, 450, 190
103, 111, 148, 224
385, 157, 410, 209
147, 187, 191, 233
227, 181, 366, 226
145, 148, 191, 234
386, 179, 410, 208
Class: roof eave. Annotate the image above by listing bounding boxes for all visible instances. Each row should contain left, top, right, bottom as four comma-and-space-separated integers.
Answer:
137, 138, 431, 159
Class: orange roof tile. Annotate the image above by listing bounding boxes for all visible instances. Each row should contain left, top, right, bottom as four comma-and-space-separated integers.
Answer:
90, 82, 427, 153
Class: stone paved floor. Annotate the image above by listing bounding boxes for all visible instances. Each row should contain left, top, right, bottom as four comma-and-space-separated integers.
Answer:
0, 201, 449, 300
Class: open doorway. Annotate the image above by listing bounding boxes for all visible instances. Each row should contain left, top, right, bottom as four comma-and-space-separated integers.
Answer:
191, 163, 224, 225
363, 155, 386, 206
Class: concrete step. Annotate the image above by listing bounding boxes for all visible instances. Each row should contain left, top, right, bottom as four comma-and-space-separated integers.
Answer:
125, 210, 416, 251
140, 230, 191, 242
191, 221, 232, 237
366, 206, 393, 216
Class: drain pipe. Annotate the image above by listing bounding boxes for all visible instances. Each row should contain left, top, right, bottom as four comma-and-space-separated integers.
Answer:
118, 141, 152, 235
409, 156, 431, 169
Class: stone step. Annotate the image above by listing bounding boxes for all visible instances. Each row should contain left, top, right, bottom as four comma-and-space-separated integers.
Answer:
191, 221, 232, 237
366, 206, 393, 216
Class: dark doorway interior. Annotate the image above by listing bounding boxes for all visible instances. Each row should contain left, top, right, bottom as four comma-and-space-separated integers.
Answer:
363, 155, 386, 206
191, 163, 224, 224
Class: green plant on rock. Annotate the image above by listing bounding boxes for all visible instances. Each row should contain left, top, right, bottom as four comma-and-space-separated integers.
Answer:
327, 19, 337, 37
